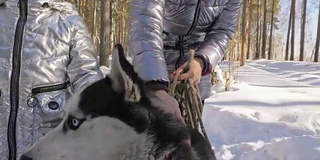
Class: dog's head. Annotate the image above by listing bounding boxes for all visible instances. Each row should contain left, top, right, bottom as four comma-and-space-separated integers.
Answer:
21, 44, 204, 160
21, 44, 155, 160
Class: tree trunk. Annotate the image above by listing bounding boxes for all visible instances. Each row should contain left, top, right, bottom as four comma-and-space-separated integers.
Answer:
116, 16, 120, 43
268, 0, 275, 60
121, 4, 125, 46
100, 0, 111, 66
85, 0, 89, 20
290, 0, 296, 61
254, 0, 260, 60
246, 0, 253, 60
78, 0, 82, 15
261, 0, 267, 59
258, 8, 263, 59
314, 0, 320, 62
109, 0, 113, 56
285, 1, 293, 61
92, 0, 97, 40
299, 0, 307, 61
240, 0, 247, 66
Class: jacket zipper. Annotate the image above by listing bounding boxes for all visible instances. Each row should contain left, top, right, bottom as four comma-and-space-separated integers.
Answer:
0, 89, 2, 106
185, 0, 203, 36
175, 0, 203, 69
31, 81, 70, 95
8, 0, 28, 159
28, 81, 70, 107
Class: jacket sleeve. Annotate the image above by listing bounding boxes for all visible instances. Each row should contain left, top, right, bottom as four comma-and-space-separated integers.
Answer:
128, 0, 169, 84
195, 0, 242, 74
67, 14, 103, 93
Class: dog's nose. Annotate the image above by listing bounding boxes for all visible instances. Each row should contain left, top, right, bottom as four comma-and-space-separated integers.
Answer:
20, 154, 33, 160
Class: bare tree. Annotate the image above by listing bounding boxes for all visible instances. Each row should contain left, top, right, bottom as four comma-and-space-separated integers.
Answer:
109, 0, 113, 55
246, 0, 253, 60
299, 0, 307, 61
240, 0, 247, 66
290, 0, 296, 61
92, 0, 97, 40
315, 0, 320, 62
100, 0, 111, 66
268, 0, 276, 60
254, 0, 261, 60
285, 1, 293, 60
261, 0, 268, 59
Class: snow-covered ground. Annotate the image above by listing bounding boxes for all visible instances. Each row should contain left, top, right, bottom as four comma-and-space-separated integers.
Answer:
203, 60, 320, 160
99, 59, 320, 160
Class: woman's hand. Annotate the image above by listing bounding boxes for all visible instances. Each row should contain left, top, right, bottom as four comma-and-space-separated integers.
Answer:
170, 58, 204, 84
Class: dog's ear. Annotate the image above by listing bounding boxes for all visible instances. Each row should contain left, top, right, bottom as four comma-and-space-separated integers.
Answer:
108, 44, 143, 102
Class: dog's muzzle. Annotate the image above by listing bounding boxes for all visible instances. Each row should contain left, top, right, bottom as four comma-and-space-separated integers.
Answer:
164, 139, 192, 160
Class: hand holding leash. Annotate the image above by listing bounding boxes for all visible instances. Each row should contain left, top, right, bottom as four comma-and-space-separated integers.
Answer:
170, 50, 204, 85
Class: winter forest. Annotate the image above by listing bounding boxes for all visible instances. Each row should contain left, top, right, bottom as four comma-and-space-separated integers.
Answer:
23, 0, 320, 159
63, 0, 320, 66
64, 2, 320, 158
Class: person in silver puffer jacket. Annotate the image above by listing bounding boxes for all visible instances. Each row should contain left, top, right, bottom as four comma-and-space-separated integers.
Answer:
129, 0, 242, 118
0, 0, 103, 159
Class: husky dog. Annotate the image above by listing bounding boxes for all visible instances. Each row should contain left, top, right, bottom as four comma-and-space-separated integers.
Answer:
21, 44, 216, 160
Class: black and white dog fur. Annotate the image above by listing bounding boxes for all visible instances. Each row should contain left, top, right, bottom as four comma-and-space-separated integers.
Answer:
21, 44, 216, 160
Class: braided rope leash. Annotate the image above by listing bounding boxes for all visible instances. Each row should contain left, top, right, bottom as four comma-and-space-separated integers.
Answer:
169, 49, 211, 145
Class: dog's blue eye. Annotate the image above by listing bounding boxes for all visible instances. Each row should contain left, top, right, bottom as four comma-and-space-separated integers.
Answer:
67, 115, 85, 130
72, 118, 80, 126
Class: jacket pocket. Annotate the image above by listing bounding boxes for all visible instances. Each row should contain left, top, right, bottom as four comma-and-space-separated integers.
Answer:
27, 81, 70, 113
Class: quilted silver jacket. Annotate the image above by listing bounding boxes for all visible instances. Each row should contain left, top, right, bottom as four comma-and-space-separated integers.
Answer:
129, 0, 241, 99
0, 0, 103, 159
